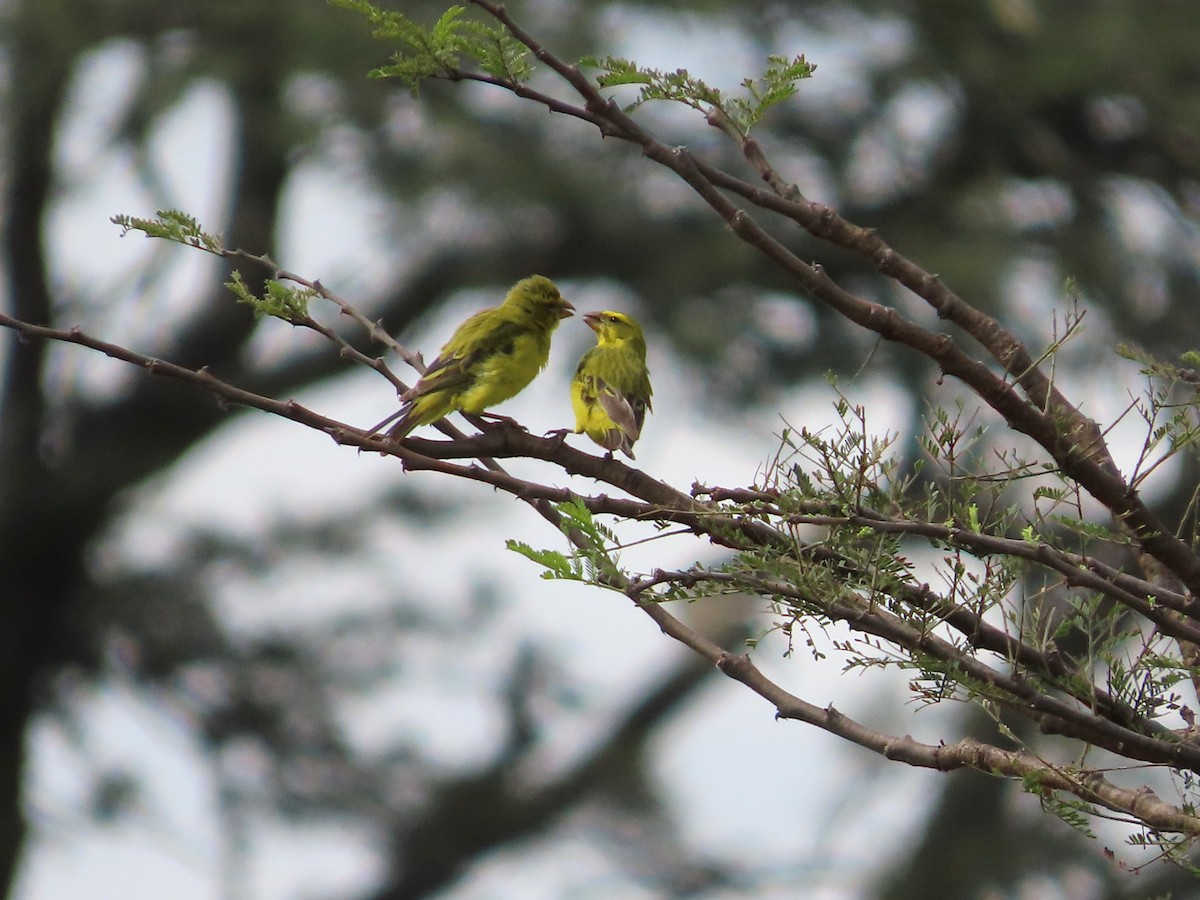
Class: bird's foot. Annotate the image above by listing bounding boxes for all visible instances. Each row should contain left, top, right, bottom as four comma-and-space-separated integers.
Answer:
478, 412, 524, 430
543, 428, 571, 449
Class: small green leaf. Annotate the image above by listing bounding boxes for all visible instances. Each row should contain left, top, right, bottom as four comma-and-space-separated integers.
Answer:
332, 0, 532, 90
506, 539, 579, 580
111, 209, 222, 252
225, 271, 314, 322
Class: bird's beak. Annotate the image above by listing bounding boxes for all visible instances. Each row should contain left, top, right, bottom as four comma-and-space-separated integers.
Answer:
582, 311, 601, 332
559, 300, 576, 319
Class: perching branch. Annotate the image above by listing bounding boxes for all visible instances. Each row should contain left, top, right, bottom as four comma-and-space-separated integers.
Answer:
7, 271, 1200, 843
7, 0, 1200, 862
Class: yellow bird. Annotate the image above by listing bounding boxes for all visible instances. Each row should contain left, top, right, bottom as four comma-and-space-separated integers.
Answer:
389, 275, 574, 439
570, 310, 653, 458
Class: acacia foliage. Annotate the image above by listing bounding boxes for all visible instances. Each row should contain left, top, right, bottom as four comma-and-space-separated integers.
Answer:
51, 0, 1200, 869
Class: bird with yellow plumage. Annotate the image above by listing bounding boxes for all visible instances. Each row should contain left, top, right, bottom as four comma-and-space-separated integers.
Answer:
570, 310, 653, 459
388, 275, 574, 440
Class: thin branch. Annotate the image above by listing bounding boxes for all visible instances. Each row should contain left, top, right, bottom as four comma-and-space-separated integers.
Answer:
8, 290, 1200, 832
635, 566, 1200, 770
635, 593, 1200, 834
692, 488, 1200, 639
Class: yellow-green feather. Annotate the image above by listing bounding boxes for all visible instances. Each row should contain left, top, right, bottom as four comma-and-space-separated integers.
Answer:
390, 275, 573, 438
571, 311, 653, 458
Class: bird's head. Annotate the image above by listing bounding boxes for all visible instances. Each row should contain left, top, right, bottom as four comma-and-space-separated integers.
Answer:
583, 310, 645, 349
507, 275, 574, 326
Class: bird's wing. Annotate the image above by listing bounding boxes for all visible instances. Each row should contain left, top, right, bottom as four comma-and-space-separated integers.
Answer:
598, 387, 642, 440
409, 316, 525, 399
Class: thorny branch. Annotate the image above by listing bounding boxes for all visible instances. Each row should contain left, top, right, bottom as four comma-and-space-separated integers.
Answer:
461, 0, 1200, 598
6, 0, 1200, 855
5, 306, 1200, 838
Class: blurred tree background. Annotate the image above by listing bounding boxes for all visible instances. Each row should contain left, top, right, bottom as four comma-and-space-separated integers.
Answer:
3, 0, 1200, 898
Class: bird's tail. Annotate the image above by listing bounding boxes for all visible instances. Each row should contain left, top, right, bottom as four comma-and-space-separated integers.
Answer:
386, 391, 456, 440
386, 403, 418, 440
